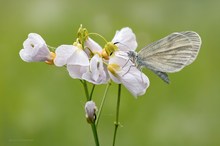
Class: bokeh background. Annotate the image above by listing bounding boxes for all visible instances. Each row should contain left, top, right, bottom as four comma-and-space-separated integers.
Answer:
1, 0, 220, 145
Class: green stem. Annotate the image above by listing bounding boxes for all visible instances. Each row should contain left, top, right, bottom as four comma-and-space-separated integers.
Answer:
91, 123, 100, 146
81, 80, 90, 101
89, 84, 96, 100
80, 80, 100, 146
47, 45, 56, 52
96, 83, 111, 127
112, 84, 122, 146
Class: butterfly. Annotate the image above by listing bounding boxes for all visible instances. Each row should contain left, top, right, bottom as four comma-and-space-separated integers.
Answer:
127, 31, 202, 83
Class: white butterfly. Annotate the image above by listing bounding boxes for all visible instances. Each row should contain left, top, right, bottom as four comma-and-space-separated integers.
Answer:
128, 31, 202, 83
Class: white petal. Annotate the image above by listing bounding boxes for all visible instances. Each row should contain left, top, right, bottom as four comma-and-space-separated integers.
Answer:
108, 51, 149, 97
109, 51, 130, 67
111, 27, 137, 51
54, 45, 77, 67
20, 33, 51, 62
85, 37, 102, 55
28, 33, 46, 44
90, 54, 100, 81
120, 67, 150, 97
23, 33, 46, 50
32, 45, 51, 61
83, 72, 108, 84
67, 49, 89, 66
19, 49, 33, 62
108, 52, 127, 84
108, 72, 121, 84
67, 65, 88, 79
82, 54, 109, 84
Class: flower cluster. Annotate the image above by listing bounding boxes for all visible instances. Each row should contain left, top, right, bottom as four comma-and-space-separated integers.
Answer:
19, 25, 149, 97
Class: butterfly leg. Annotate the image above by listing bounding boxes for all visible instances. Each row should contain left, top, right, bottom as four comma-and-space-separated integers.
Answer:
122, 63, 136, 77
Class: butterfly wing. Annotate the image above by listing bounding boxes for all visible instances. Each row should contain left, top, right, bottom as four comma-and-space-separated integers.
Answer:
137, 31, 201, 73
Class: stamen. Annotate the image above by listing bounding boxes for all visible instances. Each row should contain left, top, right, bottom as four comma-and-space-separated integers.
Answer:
45, 52, 56, 65
88, 33, 108, 43
108, 64, 120, 76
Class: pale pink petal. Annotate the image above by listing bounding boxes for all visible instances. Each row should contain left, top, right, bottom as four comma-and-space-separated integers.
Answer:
54, 45, 76, 67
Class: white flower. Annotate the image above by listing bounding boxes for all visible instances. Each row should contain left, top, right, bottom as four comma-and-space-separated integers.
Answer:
82, 54, 109, 84
108, 51, 150, 97
112, 27, 137, 51
54, 44, 89, 79
19, 33, 54, 62
102, 27, 138, 59
84, 37, 102, 56
85, 101, 97, 123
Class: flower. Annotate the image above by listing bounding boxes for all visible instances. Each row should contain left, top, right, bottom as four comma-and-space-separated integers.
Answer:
82, 54, 109, 84
85, 101, 97, 123
19, 33, 54, 63
108, 51, 150, 97
111, 27, 137, 51
54, 43, 89, 79
102, 27, 137, 59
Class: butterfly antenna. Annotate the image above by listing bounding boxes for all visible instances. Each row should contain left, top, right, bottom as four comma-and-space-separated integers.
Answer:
114, 42, 132, 51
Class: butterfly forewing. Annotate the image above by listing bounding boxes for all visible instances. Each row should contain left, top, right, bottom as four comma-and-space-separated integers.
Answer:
137, 31, 201, 73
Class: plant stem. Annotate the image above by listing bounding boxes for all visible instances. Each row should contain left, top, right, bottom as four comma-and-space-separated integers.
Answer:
81, 80, 100, 146
91, 123, 100, 146
47, 45, 56, 51
112, 84, 122, 146
96, 83, 111, 127
82, 80, 90, 101
89, 84, 96, 100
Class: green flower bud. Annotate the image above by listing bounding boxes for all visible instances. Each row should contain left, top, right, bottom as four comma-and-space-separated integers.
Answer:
77, 24, 89, 45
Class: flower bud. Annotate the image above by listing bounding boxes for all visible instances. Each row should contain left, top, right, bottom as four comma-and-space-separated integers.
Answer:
77, 24, 89, 44
85, 101, 97, 123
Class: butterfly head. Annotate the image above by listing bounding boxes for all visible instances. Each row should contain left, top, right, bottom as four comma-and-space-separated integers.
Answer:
127, 51, 137, 63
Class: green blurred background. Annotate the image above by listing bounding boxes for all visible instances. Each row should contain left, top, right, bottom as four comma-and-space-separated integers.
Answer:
1, 0, 220, 145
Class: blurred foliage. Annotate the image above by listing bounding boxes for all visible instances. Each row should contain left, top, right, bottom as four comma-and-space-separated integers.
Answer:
1, 0, 220, 146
